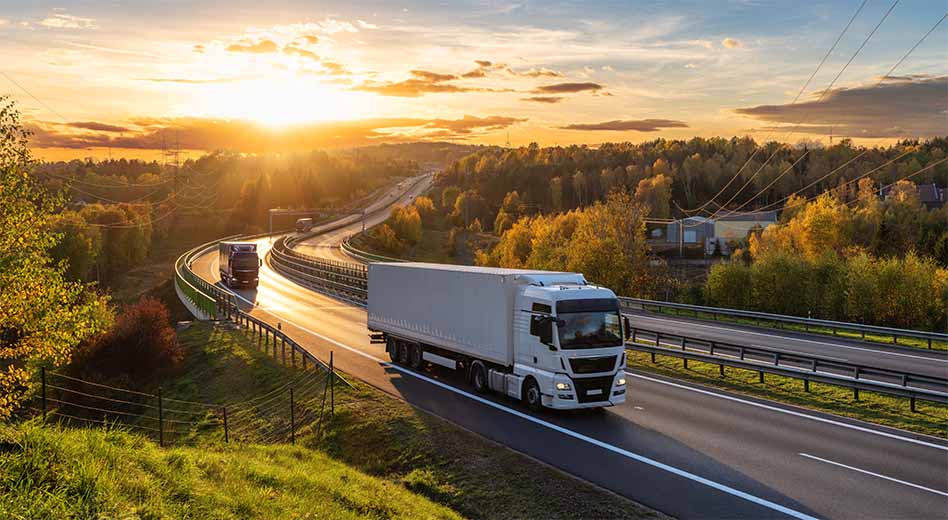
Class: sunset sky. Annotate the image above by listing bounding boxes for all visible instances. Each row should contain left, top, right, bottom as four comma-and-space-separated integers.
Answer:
1, 0, 946, 160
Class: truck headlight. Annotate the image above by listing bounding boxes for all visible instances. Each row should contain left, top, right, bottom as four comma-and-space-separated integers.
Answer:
555, 382, 572, 391
616, 378, 626, 386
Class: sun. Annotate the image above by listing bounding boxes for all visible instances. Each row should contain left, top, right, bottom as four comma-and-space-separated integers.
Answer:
181, 76, 373, 127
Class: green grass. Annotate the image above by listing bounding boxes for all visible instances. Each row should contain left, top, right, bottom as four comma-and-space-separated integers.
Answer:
652, 307, 948, 351
627, 349, 948, 439
7, 322, 661, 519
0, 422, 460, 520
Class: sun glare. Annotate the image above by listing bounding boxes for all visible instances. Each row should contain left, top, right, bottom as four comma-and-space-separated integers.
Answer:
184, 77, 370, 127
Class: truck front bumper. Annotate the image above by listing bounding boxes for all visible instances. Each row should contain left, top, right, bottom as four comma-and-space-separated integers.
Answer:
543, 373, 627, 409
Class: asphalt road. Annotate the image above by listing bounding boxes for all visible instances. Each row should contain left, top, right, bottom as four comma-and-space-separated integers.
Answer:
191, 180, 948, 519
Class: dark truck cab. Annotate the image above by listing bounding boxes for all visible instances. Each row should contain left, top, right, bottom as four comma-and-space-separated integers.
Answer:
218, 241, 260, 288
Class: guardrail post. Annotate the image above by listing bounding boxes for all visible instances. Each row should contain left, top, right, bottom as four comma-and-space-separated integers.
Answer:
709, 341, 715, 355
853, 387, 859, 401
901, 374, 907, 387
928, 338, 933, 349
650, 352, 656, 363
892, 334, 897, 345
631, 328, 637, 343
683, 358, 688, 369
739, 347, 745, 360
718, 364, 724, 376
330, 351, 335, 416
157, 387, 164, 448
758, 371, 764, 384
832, 327, 837, 336
804, 379, 810, 392
774, 353, 780, 366
222, 407, 229, 443
853, 367, 860, 380
282, 337, 286, 366
655, 332, 661, 347
812, 359, 817, 372
41, 367, 47, 422
910, 397, 916, 413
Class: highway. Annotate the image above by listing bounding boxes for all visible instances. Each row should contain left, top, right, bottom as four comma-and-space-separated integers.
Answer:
191, 177, 948, 519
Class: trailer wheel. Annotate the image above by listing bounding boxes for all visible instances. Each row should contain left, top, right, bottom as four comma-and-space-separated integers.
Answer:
523, 377, 542, 412
396, 342, 410, 365
470, 361, 488, 393
386, 337, 397, 362
408, 344, 423, 369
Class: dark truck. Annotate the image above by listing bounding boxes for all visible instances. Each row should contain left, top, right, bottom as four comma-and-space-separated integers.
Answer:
218, 241, 260, 288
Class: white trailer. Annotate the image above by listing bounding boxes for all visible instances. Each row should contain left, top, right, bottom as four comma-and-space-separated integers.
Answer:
368, 263, 627, 410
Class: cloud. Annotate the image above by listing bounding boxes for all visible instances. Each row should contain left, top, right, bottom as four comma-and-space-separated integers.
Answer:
303, 35, 319, 44
721, 38, 742, 48
560, 119, 689, 131
462, 60, 562, 79
0, 18, 8, 27
689, 39, 713, 49
39, 13, 97, 30
27, 115, 524, 151
522, 96, 564, 103
409, 70, 458, 82
601, 65, 614, 72
65, 121, 130, 133
193, 44, 205, 54
320, 61, 351, 76
283, 44, 319, 61
734, 75, 947, 138
533, 82, 603, 94
137, 77, 241, 84
226, 39, 278, 53
356, 19, 378, 29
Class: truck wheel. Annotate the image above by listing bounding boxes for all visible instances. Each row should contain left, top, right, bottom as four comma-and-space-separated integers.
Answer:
397, 342, 410, 365
386, 337, 397, 362
470, 361, 488, 393
408, 344, 423, 369
523, 378, 543, 412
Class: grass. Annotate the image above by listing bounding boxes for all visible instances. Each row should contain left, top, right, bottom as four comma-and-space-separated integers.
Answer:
652, 307, 948, 352
626, 349, 948, 439
6, 321, 661, 519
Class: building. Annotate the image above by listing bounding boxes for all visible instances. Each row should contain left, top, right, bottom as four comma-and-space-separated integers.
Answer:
881, 183, 945, 210
666, 211, 777, 255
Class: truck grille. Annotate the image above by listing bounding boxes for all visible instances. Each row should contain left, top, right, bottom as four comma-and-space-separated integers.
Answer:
574, 376, 615, 403
569, 356, 616, 374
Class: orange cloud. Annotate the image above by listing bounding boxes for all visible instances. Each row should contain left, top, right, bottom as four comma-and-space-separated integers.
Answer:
560, 119, 688, 131
721, 38, 742, 48
283, 44, 319, 60
534, 82, 602, 94
226, 39, 278, 53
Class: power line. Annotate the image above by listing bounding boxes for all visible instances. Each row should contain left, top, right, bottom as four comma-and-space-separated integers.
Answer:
0, 71, 71, 123
702, 0, 900, 222
675, 0, 871, 215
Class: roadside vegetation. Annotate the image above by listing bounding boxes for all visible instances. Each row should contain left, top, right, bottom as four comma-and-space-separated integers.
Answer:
626, 350, 948, 439
2, 318, 660, 519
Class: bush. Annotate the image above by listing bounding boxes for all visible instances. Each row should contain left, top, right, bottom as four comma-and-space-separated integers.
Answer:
72, 297, 182, 385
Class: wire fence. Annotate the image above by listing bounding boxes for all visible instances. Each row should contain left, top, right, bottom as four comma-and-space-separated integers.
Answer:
25, 339, 345, 448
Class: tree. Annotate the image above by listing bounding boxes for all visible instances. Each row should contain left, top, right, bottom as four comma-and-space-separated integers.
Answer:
634, 174, 673, 219
48, 211, 102, 281
0, 98, 111, 418
441, 185, 460, 211
413, 195, 436, 224
550, 177, 564, 212
705, 262, 752, 309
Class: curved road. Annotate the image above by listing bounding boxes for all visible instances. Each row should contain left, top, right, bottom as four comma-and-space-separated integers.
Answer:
191, 178, 948, 519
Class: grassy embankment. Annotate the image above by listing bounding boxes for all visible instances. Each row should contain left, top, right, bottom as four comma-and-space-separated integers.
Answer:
1, 321, 662, 520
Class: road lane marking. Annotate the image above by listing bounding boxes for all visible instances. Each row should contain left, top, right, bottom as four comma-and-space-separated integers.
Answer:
218, 286, 818, 520
751, 346, 848, 363
798, 453, 948, 497
625, 372, 948, 451
631, 315, 947, 362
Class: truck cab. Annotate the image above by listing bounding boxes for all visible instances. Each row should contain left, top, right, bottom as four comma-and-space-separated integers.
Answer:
512, 279, 627, 410
295, 218, 314, 233
219, 242, 261, 289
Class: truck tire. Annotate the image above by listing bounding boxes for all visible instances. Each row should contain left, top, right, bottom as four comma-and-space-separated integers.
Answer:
523, 377, 542, 412
396, 342, 410, 365
386, 337, 397, 362
470, 361, 488, 393
408, 344, 423, 369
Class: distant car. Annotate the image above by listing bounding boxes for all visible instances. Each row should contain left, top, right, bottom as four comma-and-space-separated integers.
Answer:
295, 218, 314, 233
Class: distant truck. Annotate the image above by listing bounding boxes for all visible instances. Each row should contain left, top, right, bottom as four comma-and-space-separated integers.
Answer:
218, 242, 261, 288
295, 218, 314, 233
367, 263, 627, 411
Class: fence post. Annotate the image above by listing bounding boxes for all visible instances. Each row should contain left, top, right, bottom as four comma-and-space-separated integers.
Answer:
222, 407, 229, 443
910, 397, 916, 413
718, 364, 724, 376
290, 388, 296, 445
853, 387, 859, 401
650, 352, 656, 363
683, 358, 688, 369
804, 379, 810, 392
330, 351, 335, 417
157, 387, 164, 448
758, 371, 764, 384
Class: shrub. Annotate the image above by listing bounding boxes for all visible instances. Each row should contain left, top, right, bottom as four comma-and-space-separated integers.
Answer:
72, 297, 182, 385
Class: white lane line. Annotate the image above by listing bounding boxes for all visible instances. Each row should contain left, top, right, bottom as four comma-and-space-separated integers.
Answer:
632, 315, 947, 362
798, 453, 948, 497
219, 286, 817, 520
626, 372, 948, 451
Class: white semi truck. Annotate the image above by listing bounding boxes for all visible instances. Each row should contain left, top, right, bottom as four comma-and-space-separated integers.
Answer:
367, 263, 627, 411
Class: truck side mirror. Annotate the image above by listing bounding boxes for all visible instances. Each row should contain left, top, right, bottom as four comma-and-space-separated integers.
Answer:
259, 259, 263, 267
538, 319, 553, 346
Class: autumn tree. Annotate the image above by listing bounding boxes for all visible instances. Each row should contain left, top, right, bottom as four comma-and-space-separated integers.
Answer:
634, 174, 673, 219
0, 98, 111, 418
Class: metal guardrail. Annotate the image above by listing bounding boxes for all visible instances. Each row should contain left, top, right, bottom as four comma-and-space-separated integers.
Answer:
340, 233, 404, 264
624, 324, 948, 408
270, 236, 368, 303
620, 297, 948, 349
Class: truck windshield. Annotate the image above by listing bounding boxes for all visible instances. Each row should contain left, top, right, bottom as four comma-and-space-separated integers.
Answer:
233, 253, 259, 270
556, 298, 623, 349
